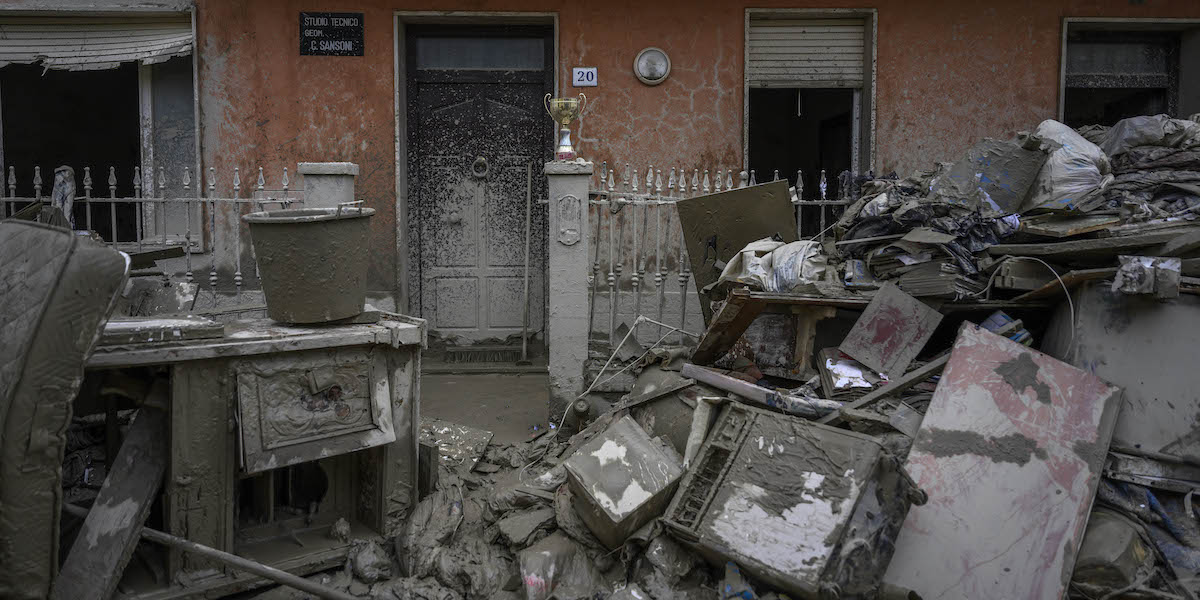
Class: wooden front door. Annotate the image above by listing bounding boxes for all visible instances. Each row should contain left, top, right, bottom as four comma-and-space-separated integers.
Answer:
407, 26, 553, 344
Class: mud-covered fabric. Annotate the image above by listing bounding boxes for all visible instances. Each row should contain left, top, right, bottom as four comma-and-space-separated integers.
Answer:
0, 221, 127, 600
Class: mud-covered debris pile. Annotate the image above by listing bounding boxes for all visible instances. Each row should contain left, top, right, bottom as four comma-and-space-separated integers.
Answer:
659, 113, 1200, 600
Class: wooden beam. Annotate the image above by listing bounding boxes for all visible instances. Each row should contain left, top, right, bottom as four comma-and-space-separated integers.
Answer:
1013, 268, 1117, 301
53, 381, 168, 600
680, 363, 842, 418
1156, 230, 1200, 257
986, 230, 1183, 258
59, 504, 357, 600
690, 289, 767, 365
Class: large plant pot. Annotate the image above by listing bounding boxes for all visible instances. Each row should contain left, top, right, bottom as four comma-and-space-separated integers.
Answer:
243, 206, 375, 323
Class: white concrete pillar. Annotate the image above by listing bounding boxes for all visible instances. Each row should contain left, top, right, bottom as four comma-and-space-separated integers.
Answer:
298, 162, 359, 209
545, 160, 594, 421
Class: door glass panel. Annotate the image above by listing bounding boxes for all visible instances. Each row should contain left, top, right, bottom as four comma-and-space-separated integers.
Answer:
415, 37, 543, 71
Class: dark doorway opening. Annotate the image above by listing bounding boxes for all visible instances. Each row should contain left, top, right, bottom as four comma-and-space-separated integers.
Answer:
1, 63, 140, 241
749, 87, 853, 237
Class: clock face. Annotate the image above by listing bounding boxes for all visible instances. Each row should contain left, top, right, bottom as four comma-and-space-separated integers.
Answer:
634, 47, 670, 85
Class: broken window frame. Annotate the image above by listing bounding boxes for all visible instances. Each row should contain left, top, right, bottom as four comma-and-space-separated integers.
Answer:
1057, 17, 1200, 124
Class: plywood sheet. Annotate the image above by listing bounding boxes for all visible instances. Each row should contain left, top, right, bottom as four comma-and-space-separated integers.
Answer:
838, 283, 942, 379
675, 180, 796, 322
883, 324, 1121, 600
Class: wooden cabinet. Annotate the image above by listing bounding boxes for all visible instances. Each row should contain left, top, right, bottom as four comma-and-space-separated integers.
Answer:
85, 315, 425, 599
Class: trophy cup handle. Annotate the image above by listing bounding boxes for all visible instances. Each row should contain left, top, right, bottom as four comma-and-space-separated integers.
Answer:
543, 93, 553, 121
577, 93, 587, 115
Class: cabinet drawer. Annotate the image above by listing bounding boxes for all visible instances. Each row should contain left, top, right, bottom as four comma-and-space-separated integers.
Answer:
235, 347, 395, 474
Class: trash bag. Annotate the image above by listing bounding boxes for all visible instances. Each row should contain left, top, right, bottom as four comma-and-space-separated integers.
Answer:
348, 539, 392, 583
713, 238, 826, 293
1099, 114, 1200, 157
518, 532, 606, 600
397, 487, 465, 578
1021, 119, 1113, 213
929, 134, 1050, 216
766, 241, 826, 292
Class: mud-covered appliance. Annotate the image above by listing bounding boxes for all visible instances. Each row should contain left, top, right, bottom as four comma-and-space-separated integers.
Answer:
662, 402, 926, 599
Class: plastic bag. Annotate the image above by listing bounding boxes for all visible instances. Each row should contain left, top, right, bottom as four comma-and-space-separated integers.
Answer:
519, 532, 605, 600
1099, 114, 1200, 157
714, 238, 826, 293
348, 539, 393, 583
1021, 119, 1112, 213
765, 241, 826, 292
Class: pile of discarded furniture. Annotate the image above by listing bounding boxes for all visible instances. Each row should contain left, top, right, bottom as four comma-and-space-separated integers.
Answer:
416, 113, 1200, 600
0, 164, 427, 600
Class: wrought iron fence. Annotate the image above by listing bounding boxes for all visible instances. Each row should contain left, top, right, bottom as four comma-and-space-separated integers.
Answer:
1, 164, 303, 297
585, 161, 854, 349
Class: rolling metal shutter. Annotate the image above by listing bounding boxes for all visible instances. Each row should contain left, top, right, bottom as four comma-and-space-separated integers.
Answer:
748, 17, 865, 88
0, 16, 192, 71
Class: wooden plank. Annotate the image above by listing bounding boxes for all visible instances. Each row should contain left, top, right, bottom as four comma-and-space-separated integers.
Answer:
680, 363, 843, 418
59, 503, 359, 600
53, 382, 168, 600
690, 289, 766, 365
986, 230, 1183, 258
100, 316, 223, 345
1018, 214, 1120, 238
126, 246, 185, 269
1156, 229, 1200, 257
1013, 268, 1117, 301
883, 324, 1121, 600
88, 319, 423, 367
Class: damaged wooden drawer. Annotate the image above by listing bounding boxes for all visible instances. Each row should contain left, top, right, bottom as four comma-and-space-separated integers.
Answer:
236, 347, 395, 473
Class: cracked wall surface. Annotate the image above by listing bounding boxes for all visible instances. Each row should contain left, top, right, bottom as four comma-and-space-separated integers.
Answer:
195, 0, 1199, 296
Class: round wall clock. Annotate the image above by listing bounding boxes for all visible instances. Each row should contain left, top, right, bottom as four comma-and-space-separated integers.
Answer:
634, 47, 671, 86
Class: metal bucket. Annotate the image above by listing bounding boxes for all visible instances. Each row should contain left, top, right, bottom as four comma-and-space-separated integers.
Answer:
243, 205, 375, 323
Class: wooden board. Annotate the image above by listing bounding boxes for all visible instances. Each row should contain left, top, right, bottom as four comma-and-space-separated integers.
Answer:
53, 388, 168, 600
100, 316, 223, 345
691, 288, 1050, 367
1018, 214, 1120, 238
986, 230, 1182, 259
674, 180, 796, 322
1156, 229, 1200, 257
1013, 268, 1117, 301
883, 324, 1121, 600
838, 283, 943, 379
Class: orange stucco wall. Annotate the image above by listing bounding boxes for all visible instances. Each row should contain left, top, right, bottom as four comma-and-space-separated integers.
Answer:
195, 0, 1200, 295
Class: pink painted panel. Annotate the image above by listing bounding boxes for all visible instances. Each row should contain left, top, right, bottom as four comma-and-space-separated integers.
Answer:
884, 323, 1120, 600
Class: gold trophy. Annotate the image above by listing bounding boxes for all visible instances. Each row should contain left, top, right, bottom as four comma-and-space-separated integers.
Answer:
544, 93, 586, 161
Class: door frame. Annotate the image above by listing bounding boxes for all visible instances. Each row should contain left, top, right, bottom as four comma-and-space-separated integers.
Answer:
742, 8, 877, 176
393, 11, 558, 318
